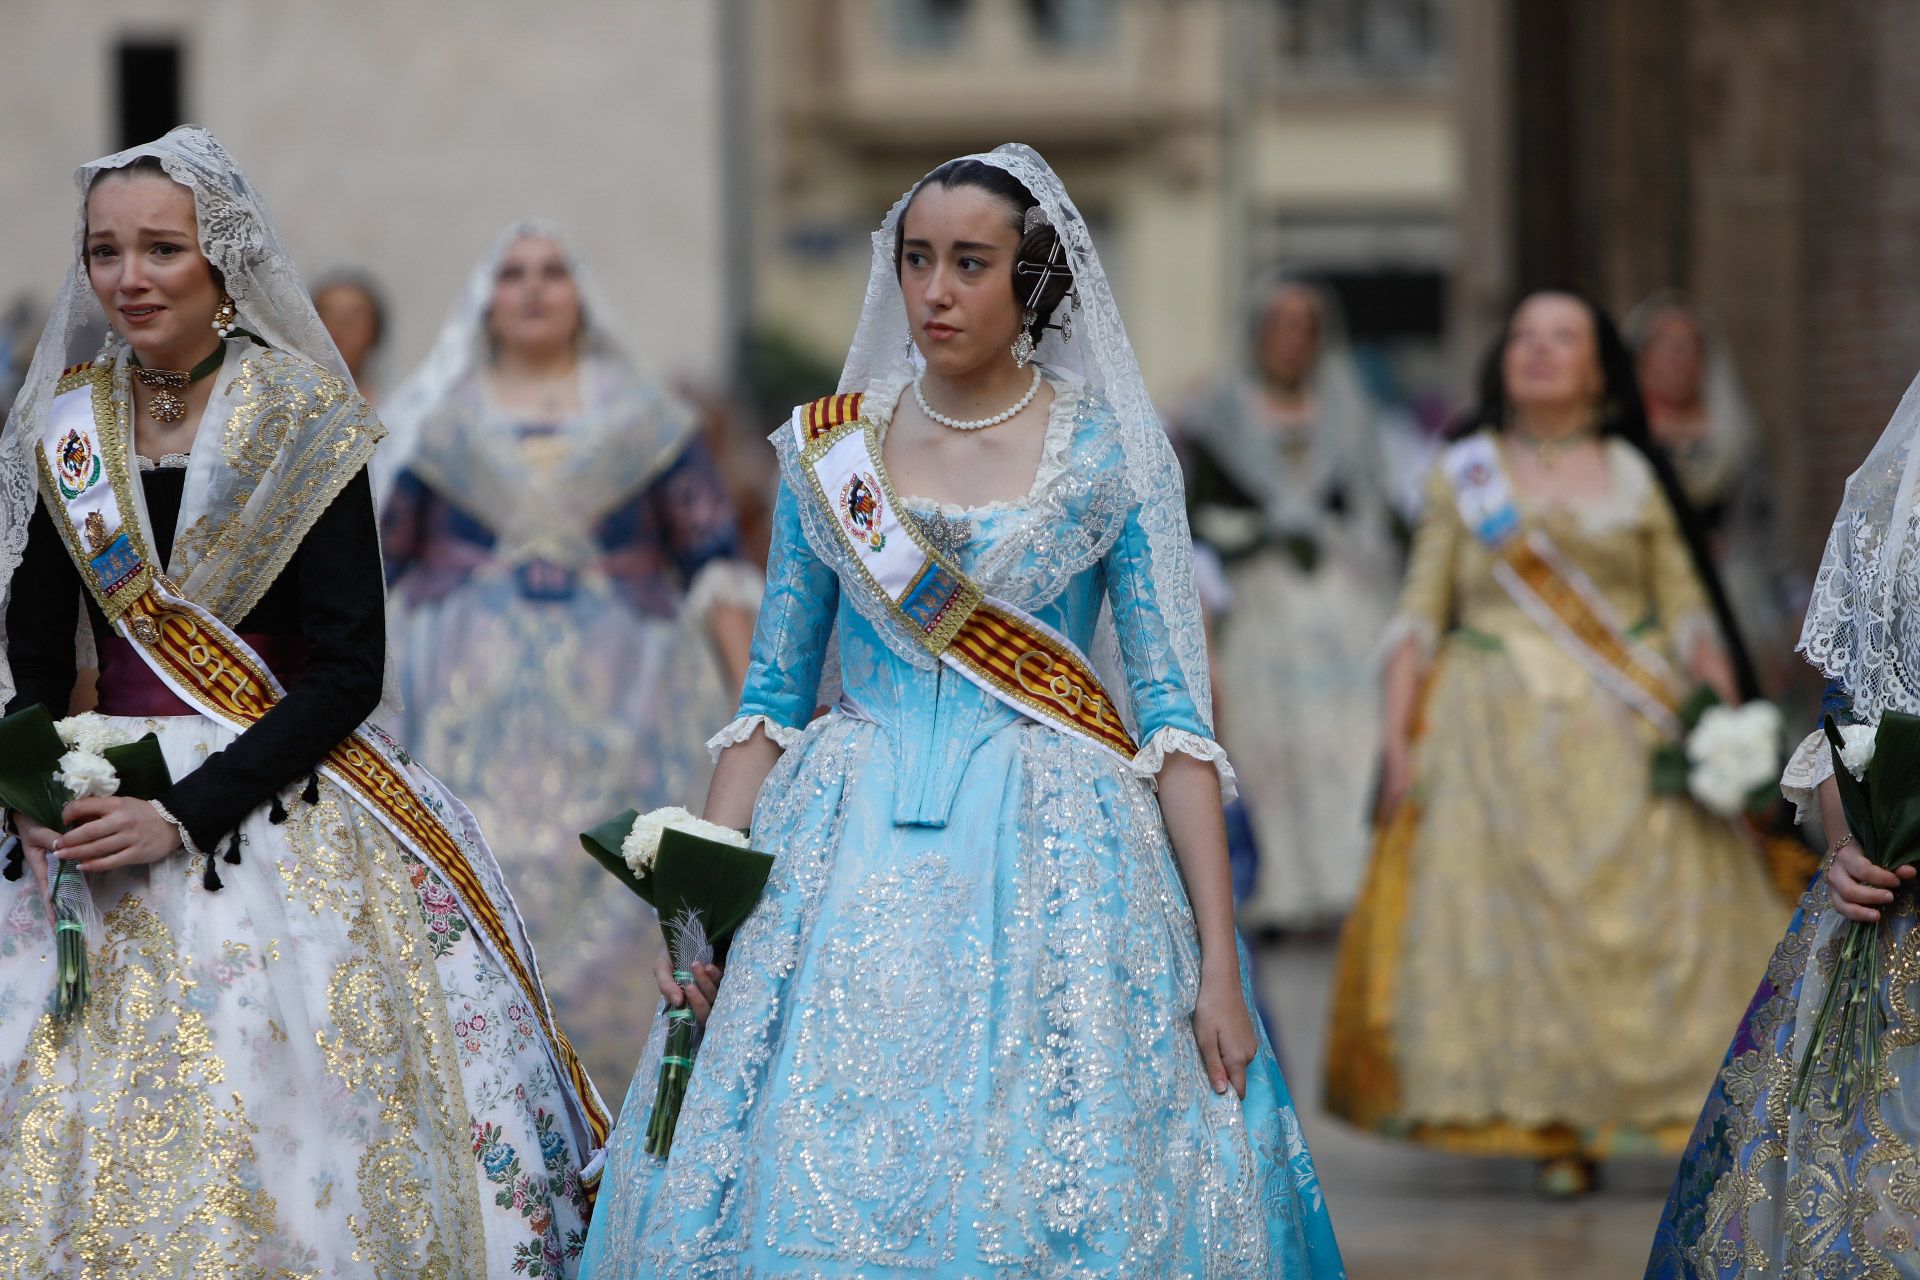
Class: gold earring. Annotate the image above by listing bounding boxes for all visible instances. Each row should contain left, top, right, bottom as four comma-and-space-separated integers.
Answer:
212, 295, 238, 338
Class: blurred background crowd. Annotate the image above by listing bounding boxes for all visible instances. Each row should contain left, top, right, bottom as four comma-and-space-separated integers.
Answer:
6, 2, 1918, 1275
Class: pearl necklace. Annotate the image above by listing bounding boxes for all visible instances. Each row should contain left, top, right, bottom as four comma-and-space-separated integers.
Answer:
913, 369, 1042, 432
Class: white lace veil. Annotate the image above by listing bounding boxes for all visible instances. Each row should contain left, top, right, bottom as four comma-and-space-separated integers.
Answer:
839, 143, 1214, 734
375, 219, 644, 507
1799, 370, 1920, 721
0, 125, 352, 705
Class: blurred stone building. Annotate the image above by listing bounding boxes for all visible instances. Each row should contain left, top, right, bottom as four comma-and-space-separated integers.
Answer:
0, 1, 729, 388
740, 0, 1461, 404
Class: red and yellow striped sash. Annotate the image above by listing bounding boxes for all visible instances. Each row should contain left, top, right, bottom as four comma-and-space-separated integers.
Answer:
948, 604, 1137, 759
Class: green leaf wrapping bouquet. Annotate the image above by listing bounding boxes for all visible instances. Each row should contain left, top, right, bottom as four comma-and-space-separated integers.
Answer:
581, 806, 773, 1157
0, 706, 172, 1022
1792, 712, 1920, 1109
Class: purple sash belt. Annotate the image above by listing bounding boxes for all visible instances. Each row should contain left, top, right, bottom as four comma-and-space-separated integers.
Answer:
95, 633, 309, 718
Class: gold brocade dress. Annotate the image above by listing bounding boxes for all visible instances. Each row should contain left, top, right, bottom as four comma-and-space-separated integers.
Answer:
1324, 440, 1789, 1157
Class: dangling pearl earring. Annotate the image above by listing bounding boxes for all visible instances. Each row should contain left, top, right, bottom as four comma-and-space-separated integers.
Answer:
904, 329, 916, 360
211, 294, 238, 338
92, 330, 118, 368
1011, 310, 1038, 368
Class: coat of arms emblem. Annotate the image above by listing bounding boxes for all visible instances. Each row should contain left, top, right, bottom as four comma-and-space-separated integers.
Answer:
56, 428, 102, 500
839, 471, 887, 553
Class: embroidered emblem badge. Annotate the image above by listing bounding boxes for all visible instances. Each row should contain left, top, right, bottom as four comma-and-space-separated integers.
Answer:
83, 511, 142, 598
56, 428, 101, 499
839, 471, 887, 552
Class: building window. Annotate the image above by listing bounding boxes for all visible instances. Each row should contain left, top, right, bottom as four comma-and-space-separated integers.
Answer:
1024, 0, 1113, 50
893, 0, 972, 52
1270, 0, 1446, 80
116, 39, 185, 149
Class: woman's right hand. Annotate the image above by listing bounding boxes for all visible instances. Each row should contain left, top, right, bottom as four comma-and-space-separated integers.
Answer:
654, 942, 725, 1026
1376, 738, 1413, 823
1827, 835, 1916, 922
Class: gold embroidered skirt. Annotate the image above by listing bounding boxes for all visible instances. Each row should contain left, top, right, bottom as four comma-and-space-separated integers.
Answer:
1324, 638, 1791, 1157
0, 715, 595, 1278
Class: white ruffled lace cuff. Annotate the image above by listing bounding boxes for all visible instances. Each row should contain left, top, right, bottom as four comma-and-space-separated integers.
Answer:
684, 560, 764, 626
1668, 608, 1719, 670
1780, 727, 1835, 825
1376, 614, 1438, 666
1130, 727, 1239, 803
706, 714, 803, 762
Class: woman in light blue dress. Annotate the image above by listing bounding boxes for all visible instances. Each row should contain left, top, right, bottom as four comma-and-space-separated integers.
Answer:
580, 146, 1343, 1278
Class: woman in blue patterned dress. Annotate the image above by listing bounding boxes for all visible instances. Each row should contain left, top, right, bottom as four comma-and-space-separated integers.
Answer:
578, 146, 1345, 1278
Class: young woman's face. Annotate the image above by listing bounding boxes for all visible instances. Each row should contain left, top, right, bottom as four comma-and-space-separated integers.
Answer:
315, 282, 381, 377
1635, 308, 1707, 406
84, 171, 221, 367
898, 183, 1026, 379
1501, 292, 1606, 416
1257, 285, 1324, 386
487, 236, 581, 358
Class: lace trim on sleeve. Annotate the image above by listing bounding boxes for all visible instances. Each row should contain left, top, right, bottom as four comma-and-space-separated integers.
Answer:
706, 714, 803, 762
1667, 608, 1718, 670
683, 560, 764, 626
1780, 727, 1835, 826
1129, 726, 1239, 803
1376, 614, 1439, 665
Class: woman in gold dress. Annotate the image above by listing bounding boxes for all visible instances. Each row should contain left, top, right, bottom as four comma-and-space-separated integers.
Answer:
1324, 290, 1790, 1195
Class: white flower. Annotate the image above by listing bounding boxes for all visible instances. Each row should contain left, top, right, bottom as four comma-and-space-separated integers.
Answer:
56, 750, 119, 800
54, 713, 128, 758
620, 805, 748, 878
1685, 702, 1785, 817
1838, 722, 1878, 782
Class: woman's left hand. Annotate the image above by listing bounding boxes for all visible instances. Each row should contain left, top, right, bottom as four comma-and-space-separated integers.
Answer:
1193, 970, 1259, 1099
53, 797, 184, 873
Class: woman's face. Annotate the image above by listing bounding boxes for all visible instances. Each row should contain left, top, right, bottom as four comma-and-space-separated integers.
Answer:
898, 183, 1026, 380
84, 171, 222, 368
1257, 285, 1324, 387
487, 236, 581, 359
315, 282, 381, 378
1501, 292, 1606, 417
1636, 308, 1706, 406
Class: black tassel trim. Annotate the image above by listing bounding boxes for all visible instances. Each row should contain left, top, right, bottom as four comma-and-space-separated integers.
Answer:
268, 794, 288, 825
202, 858, 224, 891
302, 773, 321, 805
2, 837, 22, 882
223, 834, 242, 865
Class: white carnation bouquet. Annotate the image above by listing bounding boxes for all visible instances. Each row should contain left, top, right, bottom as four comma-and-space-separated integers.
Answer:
0, 707, 172, 1021
581, 805, 772, 1156
1651, 689, 1785, 819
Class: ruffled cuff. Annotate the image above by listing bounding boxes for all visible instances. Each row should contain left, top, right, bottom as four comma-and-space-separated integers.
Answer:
1376, 614, 1439, 666
1780, 727, 1835, 825
1668, 607, 1718, 669
1130, 727, 1239, 803
684, 560, 764, 626
706, 714, 803, 762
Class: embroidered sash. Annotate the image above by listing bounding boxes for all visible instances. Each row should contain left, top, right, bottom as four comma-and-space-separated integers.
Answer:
37, 363, 612, 1155
1441, 433, 1685, 739
794, 394, 1138, 763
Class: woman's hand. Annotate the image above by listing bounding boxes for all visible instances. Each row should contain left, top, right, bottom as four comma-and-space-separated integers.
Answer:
53, 797, 183, 873
653, 942, 725, 1026
1376, 737, 1413, 823
1193, 969, 1259, 1099
1827, 834, 1915, 923
13, 814, 58, 921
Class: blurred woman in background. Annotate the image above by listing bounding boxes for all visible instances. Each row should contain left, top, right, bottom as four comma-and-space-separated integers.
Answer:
379, 222, 758, 1095
313, 270, 388, 404
1325, 289, 1788, 1197
1173, 273, 1397, 931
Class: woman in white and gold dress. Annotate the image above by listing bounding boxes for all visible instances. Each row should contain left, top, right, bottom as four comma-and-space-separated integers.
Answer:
0, 128, 605, 1276
1173, 275, 1397, 929
378, 223, 759, 1096
1325, 290, 1789, 1196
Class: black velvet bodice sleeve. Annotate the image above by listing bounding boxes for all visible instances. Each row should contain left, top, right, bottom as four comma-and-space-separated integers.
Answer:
4, 467, 387, 852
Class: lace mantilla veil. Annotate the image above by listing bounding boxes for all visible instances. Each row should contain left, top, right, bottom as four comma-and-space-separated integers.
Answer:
836, 143, 1216, 738
375, 219, 675, 508
1800, 370, 1920, 722
0, 125, 355, 706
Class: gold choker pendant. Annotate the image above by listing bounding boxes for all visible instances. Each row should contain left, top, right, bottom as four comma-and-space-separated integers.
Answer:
134, 368, 191, 424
